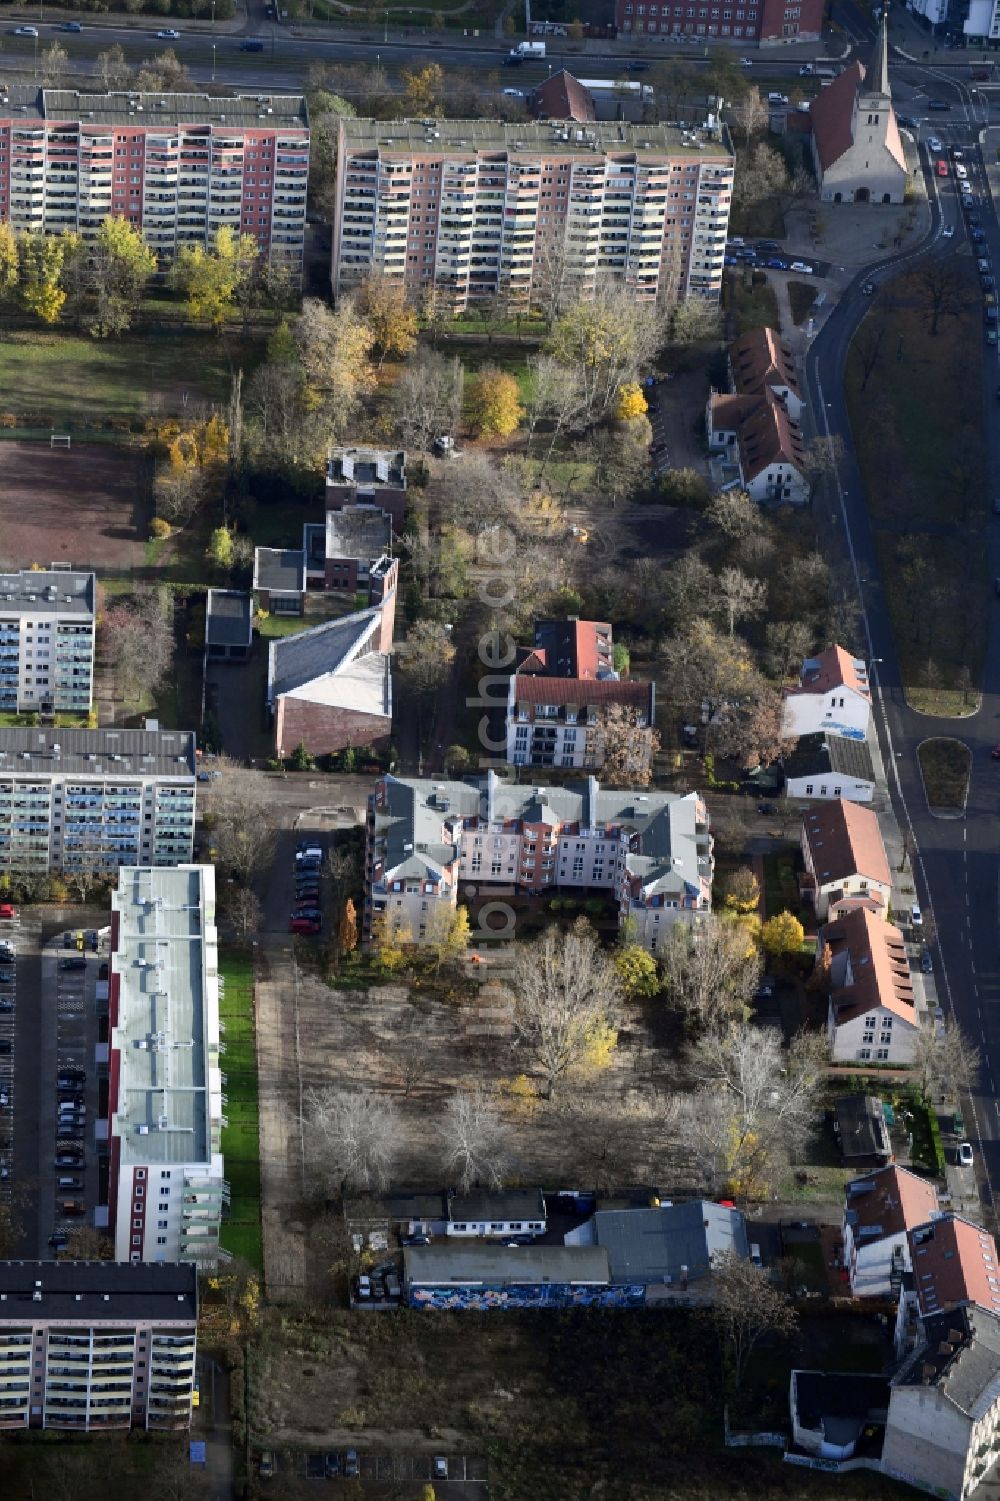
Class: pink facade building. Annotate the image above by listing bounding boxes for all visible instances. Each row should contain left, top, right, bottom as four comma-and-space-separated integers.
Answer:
332, 118, 733, 310
0, 88, 308, 275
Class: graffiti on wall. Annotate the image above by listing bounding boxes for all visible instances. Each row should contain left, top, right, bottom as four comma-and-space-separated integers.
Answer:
409, 1282, 646, 1311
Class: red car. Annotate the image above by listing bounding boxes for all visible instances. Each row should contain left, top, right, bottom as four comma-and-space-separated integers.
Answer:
0, 905, 16, 921
289, 916, 321, 935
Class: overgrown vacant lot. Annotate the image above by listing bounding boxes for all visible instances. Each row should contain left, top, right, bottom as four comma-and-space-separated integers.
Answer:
845, 265, 986, 714
0, 326, 266, 428
252, 1306, 909, 1501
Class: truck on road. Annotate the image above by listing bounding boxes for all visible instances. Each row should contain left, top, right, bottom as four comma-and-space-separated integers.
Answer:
509, 40, 545, 58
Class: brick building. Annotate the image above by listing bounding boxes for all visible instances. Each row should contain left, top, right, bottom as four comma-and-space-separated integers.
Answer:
332, 118, 733, 310
615, 0, 824, 44
0, 88, 309, 276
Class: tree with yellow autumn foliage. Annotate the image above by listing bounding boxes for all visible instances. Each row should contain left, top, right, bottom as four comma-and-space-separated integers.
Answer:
467, 364, 523, 438
370, 911, 412, 973
761, 910, 805, 960
358, 274, 418, 365
19, 230, 76, 325
614, 381, 648, 421
400, 62, 445, 116
173, 225, 258, 331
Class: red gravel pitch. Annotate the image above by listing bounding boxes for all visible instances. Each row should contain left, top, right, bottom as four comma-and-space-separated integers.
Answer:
0, 441, 147, 572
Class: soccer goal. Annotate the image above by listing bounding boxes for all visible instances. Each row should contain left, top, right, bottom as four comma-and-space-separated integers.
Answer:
50, 434, 71, 450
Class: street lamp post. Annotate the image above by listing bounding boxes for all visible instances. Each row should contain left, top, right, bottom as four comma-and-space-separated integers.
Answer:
212, 42, 217, 80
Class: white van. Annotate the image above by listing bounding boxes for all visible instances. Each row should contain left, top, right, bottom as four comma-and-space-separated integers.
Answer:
750, 1244, 763, 1266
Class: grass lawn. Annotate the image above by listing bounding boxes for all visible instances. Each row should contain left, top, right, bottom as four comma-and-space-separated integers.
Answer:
845, 270, 986, 714
787, 279, 816, 325
761, 849, 800, 920
917, 736, 971, 812
0, 326, 266, 428
255, 613, 317, 640
726, 273, 781, 337
219, 948, 263, 1271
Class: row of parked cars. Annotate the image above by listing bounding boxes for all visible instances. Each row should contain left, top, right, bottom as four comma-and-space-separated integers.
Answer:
290, 843, 323, 935
725, 238, 815, 275
50, 1065, 87, 1251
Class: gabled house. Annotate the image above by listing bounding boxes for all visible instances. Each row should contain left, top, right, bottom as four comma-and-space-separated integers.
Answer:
528, 69, 596, 122
783, 644, 872, 740
800, 799, 891, 921
882, 1304, 1000, 1500
895, 1216, 1000, 1358
506, 618, 655, 774
728, 325, 804, 421
707, 385, 808, 505
842, 1164, 940, 1299
784, 732, 876, 805
823, 907, 918, 1065
809, 17, 907, 205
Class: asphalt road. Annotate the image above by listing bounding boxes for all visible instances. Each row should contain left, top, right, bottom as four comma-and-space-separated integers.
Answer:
805, 66, 1000, 1212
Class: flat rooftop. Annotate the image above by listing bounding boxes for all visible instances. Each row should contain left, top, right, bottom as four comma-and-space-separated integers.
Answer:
253, 547, 305, 595
404, 1244, 609, 1286
0, 726, 195, 779
205, 589, 252, 648
341, 117, 733, 160
327, 448, 406, 489
42, 88, 308, 128
0, 570, 94, 617
110, 866, 222, 1170
0, 1260, 198, 1322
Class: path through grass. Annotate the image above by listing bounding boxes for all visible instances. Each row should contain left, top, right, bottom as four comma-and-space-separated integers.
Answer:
219, 948, 263, 1270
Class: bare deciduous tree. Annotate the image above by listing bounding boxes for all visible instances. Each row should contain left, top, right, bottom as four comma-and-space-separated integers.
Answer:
706, 488, 763, 544
731, 88, 769, 148
227, 887, 263, 943
716, 566, 768, 637
913, 1017, 981, 1102
394, 620, 456, 697
101, 586, 174, 705
512, 919, 623, 1098
713, 680, 798, 772
439, 1084, 513, 1192
304, 1086, 400, 1193
597, 703, 661, 787
393, 347, 464, 450
764, 619, 814, 682
661, 916, 762, 1033
802, 433, 847, 498
711, 1251, 798, 1390
203, 766, 275, 884
686, 1024, 827, 1199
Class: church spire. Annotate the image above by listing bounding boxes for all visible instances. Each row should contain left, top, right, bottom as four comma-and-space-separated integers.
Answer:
869, 10, 891, 100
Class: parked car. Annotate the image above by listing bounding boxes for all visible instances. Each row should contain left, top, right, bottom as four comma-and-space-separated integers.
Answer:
942, 224, 955, 238
973, 228, 986, 243
927, 134, 943, 151
55, 1155, 81, 1167
345, 1450, 360, 1479
0, 904, 17, 920
401, 1233, 431, 1246
789, 261, 813, 274
861, 282, 876, 295
48, 1234, 69, 1250
988, 329, 998, 345
433, 1457, 449, 1480
755, 239, 780, 252
57, 1176, 83, 1190
355, 1275, 371, 1300
927, 98, 952, 110
259, 1452, 275, 1479
0, 1001, 12, 1013
59, 957, 86, 971
306, 1453, 325, 1480
0, 942, 15, 960
289, 917, 321, 935
910, 904, 923, 927
0, 970, 14, 983
959, 1141, 974, 1167
324, 1453, 342, 1478
765, 256, 788, 270
920, 950, 933, 974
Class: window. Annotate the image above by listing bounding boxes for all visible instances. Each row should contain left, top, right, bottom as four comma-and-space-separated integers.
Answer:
134, 1185, 144, 1196
136, 1170, 146, 1179
859, 1048, 871, 1061
156, 1236, 167, 1246
132, 1234, 142, 1247
133, 1218, 142, 1229
876, 1048, 889, 1061
158, 1219, 168, 1229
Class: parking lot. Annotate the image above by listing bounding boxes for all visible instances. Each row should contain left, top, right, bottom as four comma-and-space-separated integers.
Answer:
0, 907, 106, 1258
262, 1449, 488, 1495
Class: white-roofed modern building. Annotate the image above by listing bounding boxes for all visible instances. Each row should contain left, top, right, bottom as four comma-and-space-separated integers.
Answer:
107, 865, 225, 1268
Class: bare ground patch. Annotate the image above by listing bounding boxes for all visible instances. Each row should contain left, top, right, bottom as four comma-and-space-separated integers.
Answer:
0, 441, 148, 571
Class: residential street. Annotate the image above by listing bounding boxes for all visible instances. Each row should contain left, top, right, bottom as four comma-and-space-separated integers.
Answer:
806, 63, 1000, 1216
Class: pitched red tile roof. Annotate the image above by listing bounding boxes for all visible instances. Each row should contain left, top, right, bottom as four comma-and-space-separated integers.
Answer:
513, 675, 652, 711
909, 1215, 1000, 1319
846, 1164, 940, 1242
790, 644, 871, 700
524, 619, 613, 680
737, 387, 805, 482
530, 70, 596, 122
729, 326, 801, 401
824, 906, 915, 1027
803, 799, 890, 891
810, 61, 864, 171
